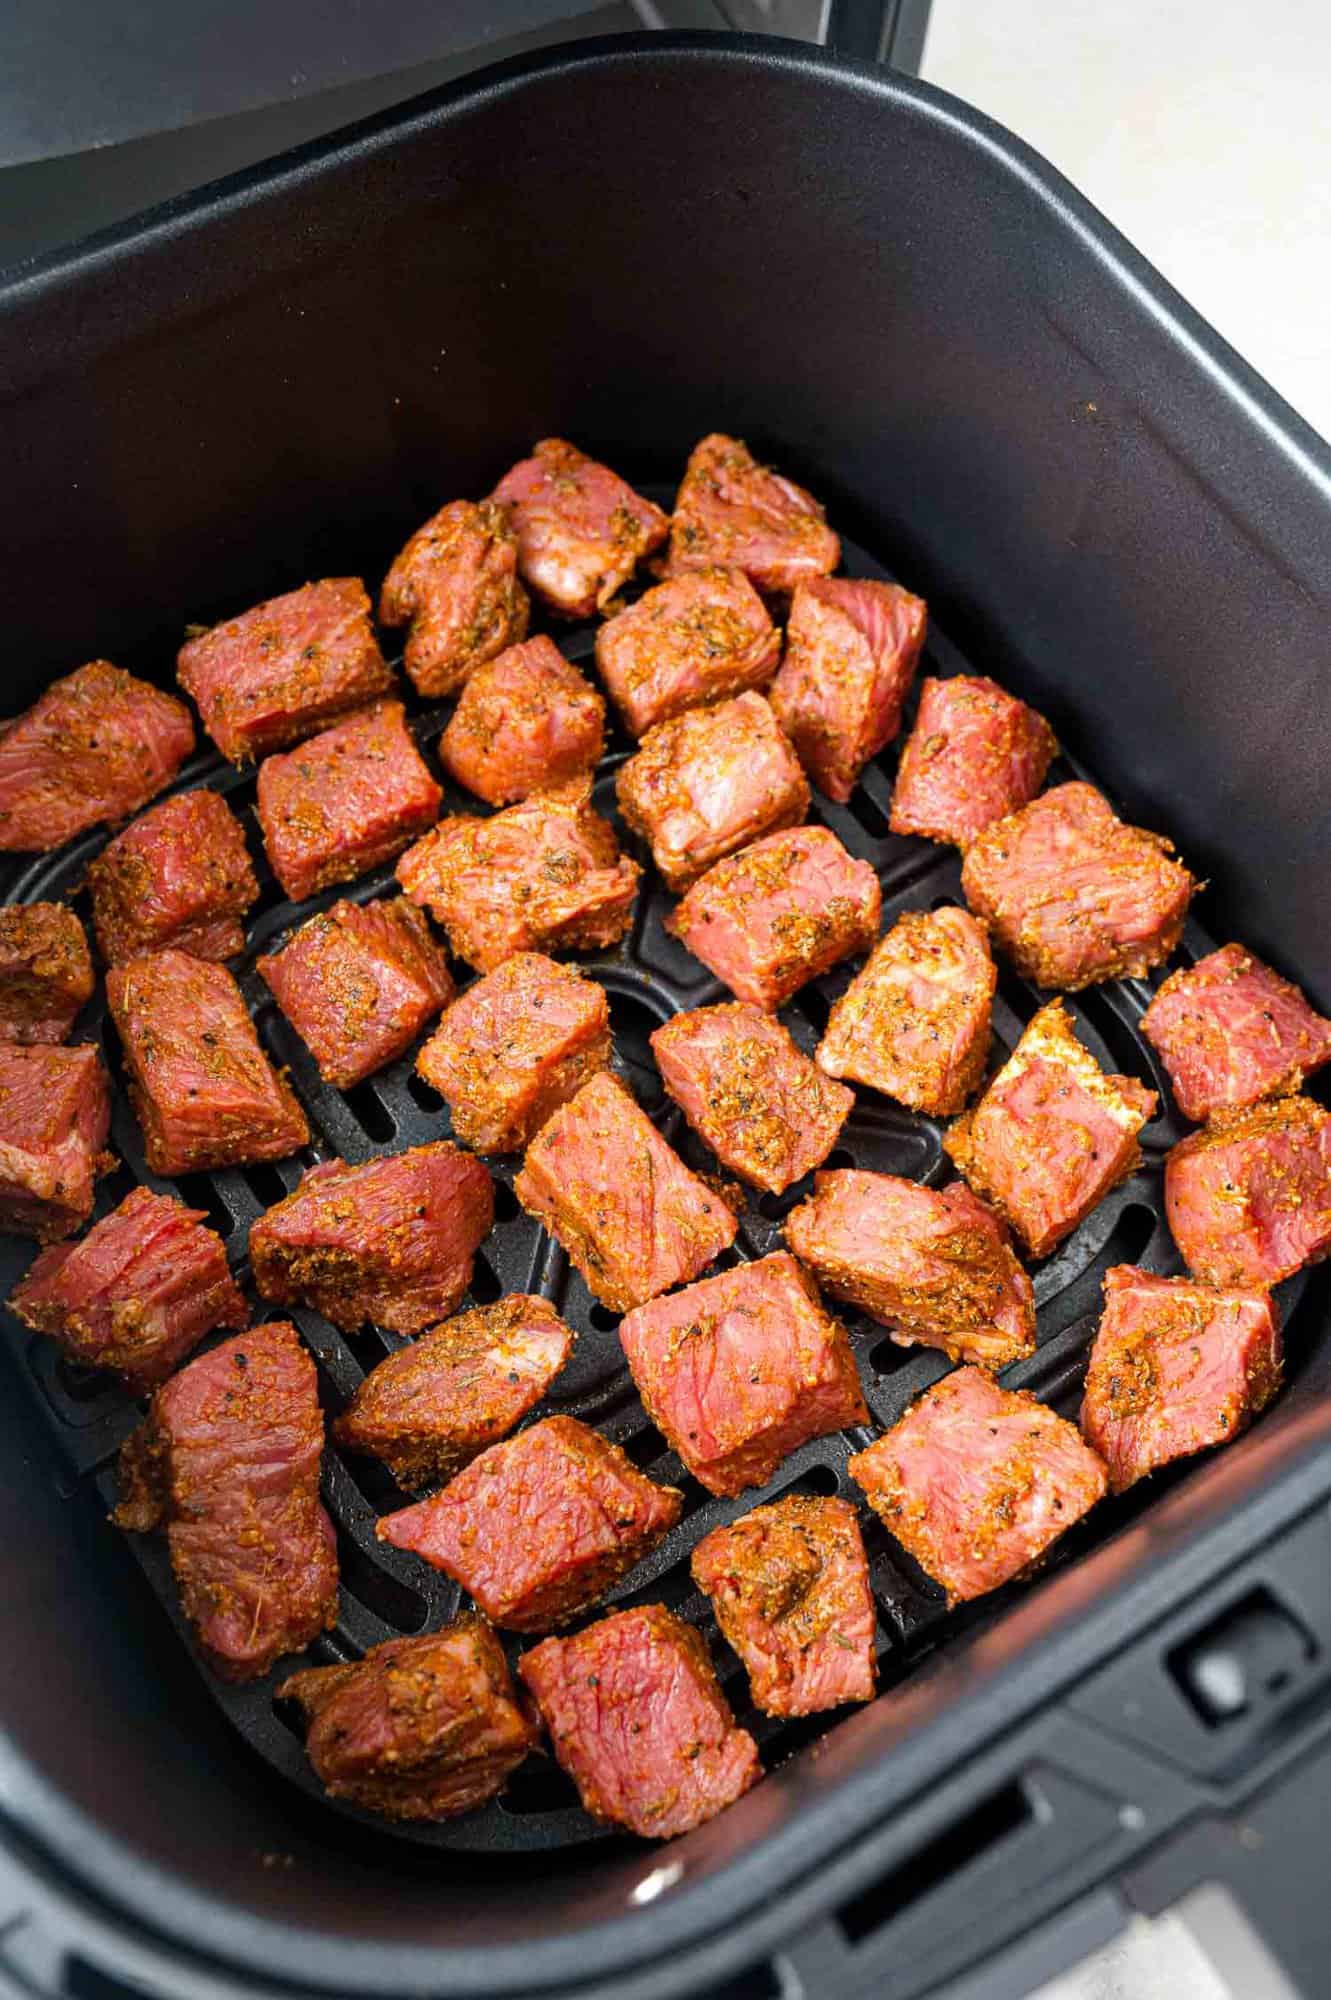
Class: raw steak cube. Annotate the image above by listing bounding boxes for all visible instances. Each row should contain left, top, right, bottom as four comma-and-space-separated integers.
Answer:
1081, 1264, 1281, 1493
770, 578, 926, 802
667, 433, 840, 595
177, 577, 393, 763
594, 568, 782, 738
379, 497, 529, 698
961, 782, 1196, 990
0, 903, 94, 1043
1142, 943, 1331, 1123
849, 1367, 1108, 1604
11, 1185, 247, 1388
519, 1606, 760, 1837
0, 662, 194, 852
88, 788, 258, 966
691, 1495, 876, 1715
513, 1072, 736, 1313
258, 898, 454, 1090
0, 1043, 111, 1240
946, 1001, 1155, 1259
439, 636, 605, 806
490, 437, 668, 619
650, 1002, 852, 1194
114, 1322, 338, 1680
249, 1141, 494, 1335
668, 826, 881, 1011
890, 675, 1058, 848
378, 1415, 681, 1631
1164, 1096, 1331, 1288
616, 691, 809, 891
619, 1251, 867, 1496
816, 905, 995, 1116
786, 1170, 1036, 1369
415, 952, 611, 1154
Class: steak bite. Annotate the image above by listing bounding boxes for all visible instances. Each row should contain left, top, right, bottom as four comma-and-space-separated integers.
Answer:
961, 782, 1196, 990
770, 578, 926, 803
490, 438, 668, 619
88, 789, 258, 966
946, 1001, 1156, 1259
0, 903, 94, 1043
513, 1072, 736, 1313
618, 1251, 867, 1497
667, 433, 839, 595
594, 568, 782, 739
849, 1367, 1108, 1604
786, 1171, 1035, 1370
378, 1416, 681, 1631
379, 497, 529, 699
1164, 1096, 1331, 1288
1142, 944, 1331, 1124
439, 636, 605, 807
0, 1043, 111, 1240
890, 675, 1058, 849
114, 1322, 338, 1681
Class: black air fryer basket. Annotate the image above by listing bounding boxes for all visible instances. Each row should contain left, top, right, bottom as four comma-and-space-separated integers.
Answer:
0, 35, 1329, 2000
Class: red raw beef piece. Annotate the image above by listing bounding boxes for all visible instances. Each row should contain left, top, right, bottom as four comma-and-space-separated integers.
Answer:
279, 1619, 538, 1821
1081, 1264, 1281, 1493
770, 578, 926, 803
249, 1141, 494, 1336
114, 1322, 338, 1681
519, 1605, 760, 1837
0, 903, 94, 1043
850, 1366, 1108, 1604
667, 433, 840, 595
490, 438, 668, 618
439, 636, 605, 806
946, 1000, 1156, 1258
335, 1295, 574, 1487
177, 577, 393, 763
513, 1071, 736, 1313
668, 825, 881, 1011
619, 1251, 867, 1497
1142, 944, 1331, 1124
256, 700, 442, 904
961, 782, 1196, 990
416, 951, 611, 1154
616, 691, 809, 891
107, 950, 308, 1176
88, 788, 258, 966
650, 1002, 852, 1194
1164, 1096, 1331, 1288
890, 675, 1058, 848
11, 1186, 247, 1388
594, 568, 783, 738
258, 898, 454, 1090
379, 498, 529, 698
397, 783, 639, 974
0, 662, 194, 853
0, 1043, 111, 1240
691, 1495, 876, 1716
817, 905, 995, 1116
378, 1415, 681, 1631
786, 1170, 1035, 1369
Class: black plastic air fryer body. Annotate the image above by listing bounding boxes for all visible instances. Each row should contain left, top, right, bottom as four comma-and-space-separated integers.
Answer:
0, 33, 1330, 2000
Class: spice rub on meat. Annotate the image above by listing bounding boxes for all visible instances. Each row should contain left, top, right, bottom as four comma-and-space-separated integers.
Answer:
0, 903, 93, 1044
490, 438, 668, 619
379, 498, 529, 699
595, 568, 782, 739
0, 1042, 112, 1240
439, 636, 605, 807
1142, 943, 1331, 1124
666, 433, 839, 595
770, 577, 926, 803
890, 675, 1057, 849
88, 788, 258, 966
0, 662, 194, 852
1164, 1095, 1331, 1288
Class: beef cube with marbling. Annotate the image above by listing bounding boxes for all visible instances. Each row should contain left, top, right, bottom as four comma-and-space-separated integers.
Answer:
0, 1043, 111, 1240
890, 675, 1057, 848
491, 438, 668, 618
666, 433, 839, 595
439, 636, 605, 806
88, 789, 258, 966
1165, 1096, 1331, 1288
770, 578, 926, 802
595, 569, 782, 738
379, 498, 529, 698
0, 662, 194, 852
0, 903, 93, 1043
1142, 944, 1331, 1124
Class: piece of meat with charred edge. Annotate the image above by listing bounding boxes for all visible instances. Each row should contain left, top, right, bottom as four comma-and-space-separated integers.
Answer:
177, 578, 393, 763
258, 898, 454, 1091
379, 498, 529, 699
397, 783, 639, 975
106, 950, 308, 1176
491, 438, 668, 619
668, 825, 881, 1012
519, 1605, 760, 1838
616, 692, 809, 891
770, 578, 926, 803
890, 675, 1058, 849
817, 906, 995, 1116
0, 662, 195, 853
378, 1415, 680, 1631
278, 1619, 538, 1822
439, 637, 605, 806
667, 433, 840, 596
946, 1001, 1156, 1259
1142, 944, 1331, 1124
113, 1322, 338, 1680
691, 1495, 876, 1716
0, 903, 94, 1043
1164, 1096, 1331, 1288
850, 1366, 1108, 1604
961, 782, 1196, 990
250, 1141, 494, 1337
619, 1251, 867, 1497
786, 1171, 1035, 1370
513, 1072, 736, 1314
88, 789, 258, 966
416, 952, 611, 1155
651, 1003, 852, 1195
0, 1043, 111, 1240
335, 1295, 574, 1487
594, 569, 783, 739
1080, 1264, 1281, 1493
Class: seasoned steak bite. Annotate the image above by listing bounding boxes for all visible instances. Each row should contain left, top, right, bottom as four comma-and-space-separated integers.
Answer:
667, 433, 839, 595
88, 789, 258, 966
770, 578, 926, 803
1164, 1096, 1331, 1288
890, 675, 1058, 849
0, 903, 93, 1043
439, 636, 605, 807
594, 568, 782, 738
1142, 944, 1331, 1124
379, 497, 529, 698
0, 1043, 111, 1240
491, 438, 668, 619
